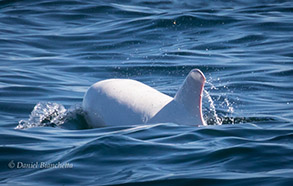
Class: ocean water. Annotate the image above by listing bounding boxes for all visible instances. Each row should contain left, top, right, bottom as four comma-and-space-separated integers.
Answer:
1, 0, 293, 185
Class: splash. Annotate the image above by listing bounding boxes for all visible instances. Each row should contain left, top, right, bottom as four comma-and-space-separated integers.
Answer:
203, 80, 235, 125
203, 89, 222, 125
224, 98, 234, 113
16, 102, 83, 129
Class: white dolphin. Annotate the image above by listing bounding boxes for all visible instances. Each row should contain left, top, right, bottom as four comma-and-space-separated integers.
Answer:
82, 69, 206, 127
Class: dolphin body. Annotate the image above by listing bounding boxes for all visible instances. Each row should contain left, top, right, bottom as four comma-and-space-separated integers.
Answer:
82, 69, 206, 128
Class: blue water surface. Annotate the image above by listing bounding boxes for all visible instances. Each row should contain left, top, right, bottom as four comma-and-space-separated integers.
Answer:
0, 0, 293, 185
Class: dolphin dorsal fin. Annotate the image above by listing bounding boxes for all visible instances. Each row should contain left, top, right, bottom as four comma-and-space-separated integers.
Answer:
174, 69, 206, 125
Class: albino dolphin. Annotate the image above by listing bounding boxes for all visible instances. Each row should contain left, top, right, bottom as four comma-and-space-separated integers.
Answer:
82, 69, 206, 127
